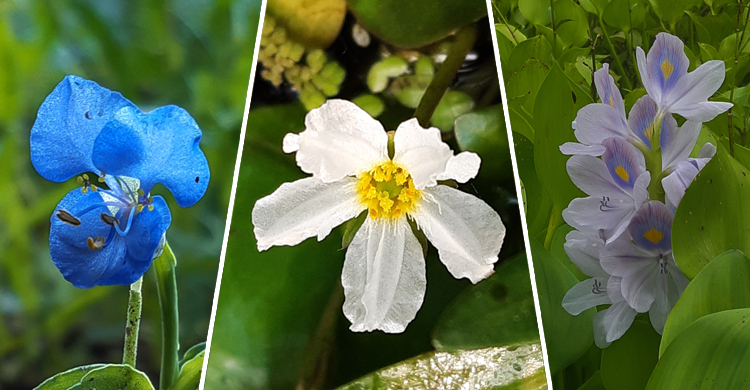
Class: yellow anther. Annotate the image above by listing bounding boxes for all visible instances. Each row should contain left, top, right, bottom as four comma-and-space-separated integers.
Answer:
77, 176, 84, 185
136, 204, 145, 214
81, 187, 88, 194
87, 236, 106, 251
137, 189, 145, 197
90, 184, 98, 192
83, 174, 89, 181
643, 228, 664, 244
644, 123, 654, 140
660, 59, 674, 81
615, 165, 630, 183
356, 161, 421, 220
148, 205, 154, 211
98, 173, 106, 183
608, 95, 614, 107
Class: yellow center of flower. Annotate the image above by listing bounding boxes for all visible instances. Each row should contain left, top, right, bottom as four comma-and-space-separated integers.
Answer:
660, 59, 674, 81
356, 161, 421, 219
643, 228, 664, 244
615, 165, 630, 182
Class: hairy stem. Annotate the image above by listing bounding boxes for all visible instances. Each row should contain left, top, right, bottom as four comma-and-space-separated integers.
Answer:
155, 242, 180, 390
122, 277, 143, 367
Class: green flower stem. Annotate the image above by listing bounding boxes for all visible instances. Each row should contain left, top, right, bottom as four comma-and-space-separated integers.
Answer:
646, 117, 665, 202
598, 15, 633, 91
414, 25, 477, 127
123, 277, 143, 367
155, 241, 179, 390
543, 204, 563, 251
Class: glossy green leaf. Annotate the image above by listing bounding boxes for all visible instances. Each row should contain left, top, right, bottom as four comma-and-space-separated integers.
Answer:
648, 0, 699, 27
672, 144, 750, 279
660, 250, 750, 356
66, 365, 154, 390
432, 253, 540, 351
600, 321, 660, 390
577, 371, 604, 390
603, 0, 632, 32
530, 240, 594, 374
519, 0, 552, 26
454, 104, 512, 181
268, 0, 346, 48
646, 309, 750, 389
579, 0, 609, 15
553, 0, 589, 48
34, 364, 107, 390
431, 90, 475, 131
179, 342, 206, 367
348, 0, 486, 49
336, 343, 548, 390
171, 351, 204, 390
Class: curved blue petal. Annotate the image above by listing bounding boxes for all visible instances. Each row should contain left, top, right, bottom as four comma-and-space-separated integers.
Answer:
30, 75, 136, 182
49, 188, 128, 288
628, 201, 673, 253
97, 196, 172, 286
92, 106, 210, 207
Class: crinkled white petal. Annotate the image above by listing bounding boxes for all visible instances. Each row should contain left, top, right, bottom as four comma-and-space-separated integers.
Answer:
559, 142, 606, 156
563, 230, 608, 278
562, 277, 612, 315
342, 217, 426, 333
593, 300, 638, 348
393, 118, 452, 189
252, 177, 364, 251
294, 99, 389, 182
436, 151, 481, 183
411, 185, 505, 283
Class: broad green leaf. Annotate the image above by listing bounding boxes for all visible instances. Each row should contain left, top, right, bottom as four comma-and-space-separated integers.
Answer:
431, 90, 475, 131
512, 129, 553, 238
577, 371, 604, 390
171, 351, 204, 390
648, 0, 699, 27
530, 240, 594, 374
600, 321, 660, 390
336, 343, 548, 390
68, 365, 154, 390
646, 309, 750, 389
432, 253, 540, 351
603, 0, 632, 32
734, 143, 750, 169
454, 104, 512, 181
553, 0, 590, 48
267, 0, 346, 48
505, 36, 553, 113
533, 63, 587, 219
549, 224, 586, 281
34, 364, 107, 390
348, 0, 486, 49
660, 250, 750, 356
519, 0, 552, 26
579, 0, 610, 15
179, 342, 206, 367
672, 144, 750, 279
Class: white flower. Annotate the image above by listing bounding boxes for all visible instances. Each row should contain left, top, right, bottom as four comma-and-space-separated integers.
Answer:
252, 99, 506, 333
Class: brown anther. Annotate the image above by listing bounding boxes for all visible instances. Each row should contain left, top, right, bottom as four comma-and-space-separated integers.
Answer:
56, 209, 81, 227
100, 213, 120, 227
87, 236, 106, 251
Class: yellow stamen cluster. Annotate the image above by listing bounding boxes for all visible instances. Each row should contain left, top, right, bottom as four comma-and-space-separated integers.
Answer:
356, 161, 421, 220
77, 173, 98, 194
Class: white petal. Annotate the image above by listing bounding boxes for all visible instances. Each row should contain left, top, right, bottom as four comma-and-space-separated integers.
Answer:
393, 118, 453, 189
562, 277, 612, 315
671, 101, 733, 123
412, 185, 505, 283
600, 239, 660, 312
282, 133, 300, 153
559, 142, 606, 156
573, 104, 631, 146
637, 47, 660, 102
607, 276, 625, 303
252, 177, 364, 251
295, 99, 389, 182
563, 230, 608, 278
342, 217, 426, 333
562, 196, 635, 243
436, 151, 481, 183
667, 60, 727, 121
662, 121, 701, 170
599, 300, 638, 345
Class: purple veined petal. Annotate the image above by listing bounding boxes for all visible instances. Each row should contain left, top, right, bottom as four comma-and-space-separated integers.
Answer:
607, 276, 625, 303
667, 60, 730, 122
342, 217, 426, 333
632, 171, 651, 209
601, 238, 660, 313
637, 47, 660, 103
628, 95, 659, 149
566, 155, 631, 198
645, 33, 690, 103
628, 201, 673, 252
562, 276, 612, 315
671, 100, 734, 123
562, 196, 635, 243
594, 64, 626, 119
662, 160, 700, 212
560, 142, 606, 156
563, 230, 608, 278
601, 137, 647, 192
648, 262, 685, 334
661, 120, 700, 170
573, 103, 632, 146
593, 300, 638, 348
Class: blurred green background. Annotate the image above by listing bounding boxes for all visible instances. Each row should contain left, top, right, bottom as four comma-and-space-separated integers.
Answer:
204, 1, 544, 389
0, 0, 260, 388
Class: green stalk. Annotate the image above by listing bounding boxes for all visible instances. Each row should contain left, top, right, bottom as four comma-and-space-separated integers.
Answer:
543, 205, 563, 251
155, 242, 179, 390
729, 0, 749, 156
646, 117, 665, 202
598, 15, 633, 90
122, 277, 143, 367
414, 25, 477, 127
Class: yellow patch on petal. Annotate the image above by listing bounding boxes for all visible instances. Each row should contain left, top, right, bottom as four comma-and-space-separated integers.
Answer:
356, 161, 421, 220
608, 95, 614, 107
643, 228, 664, 244
661, 59, 674, 81
644, 123, 654, 140
615, 165, 630, 182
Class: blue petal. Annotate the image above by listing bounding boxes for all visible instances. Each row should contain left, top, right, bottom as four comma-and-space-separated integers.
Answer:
602, 137, 645, 191
30, 75, 136, 182
97, 196, 172, 286
646, 33, 689, 96
49, 190, 171, 288
628, 201, 673, 253
91, 106, 210, 207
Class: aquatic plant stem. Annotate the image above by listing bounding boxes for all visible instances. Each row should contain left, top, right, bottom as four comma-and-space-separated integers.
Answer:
544, 205, 563, 251
414, 25, 477, 127
646, 118, 665, 202
123, 277, 143, 367
598, 15, 633, 91
155, 242, 180, 390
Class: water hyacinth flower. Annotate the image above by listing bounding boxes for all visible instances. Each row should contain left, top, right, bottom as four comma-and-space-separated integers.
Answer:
252, 99, 505, 333
31, 75, 209, 288
637, 32, 731, 122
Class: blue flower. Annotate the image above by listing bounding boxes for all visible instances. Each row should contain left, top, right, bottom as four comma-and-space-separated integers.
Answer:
31, 75, 210, 288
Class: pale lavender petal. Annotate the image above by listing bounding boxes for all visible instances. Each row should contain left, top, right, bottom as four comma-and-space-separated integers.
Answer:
573, 103, 631, 146
671, 101, 734, 123
628, 95, 659, 148
563, 230, 608, 277
646, 33, 689, 102
663, 160, 700, 212
607, 276, 625, 303
601, 237, 660, 312
595, 64, 626, 119
563, 277, 612, 315
560, 142, 606, 156
602, 137, 646, 192
593, 301, 638, 348
566, 155, 630, 198
562, 196, 635, 243
637, 47, 659, 102
628, 201, 673, 252
662, 120, 701, 170
667, 60, 730, 121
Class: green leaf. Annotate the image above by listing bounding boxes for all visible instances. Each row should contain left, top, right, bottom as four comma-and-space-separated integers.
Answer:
660, 250, 750, 356
519, 0, 552, 26
647, 0, 699, 27
34, 364, 107, 390
432, 253, 540, 351
579, 0, 609, 15
66, 365, 154, 390
603, 0, 632, 32
577, 371, 604, 390
179, 342, 206, 367
171, 351, 204, 390
672, 144, 750, 279
530, 240, 594, 374
505, 36, 553, 114
454, 104, 512, 181
431, 90, 475, 132
600, 321, 660, 390
348, 0, 486, 49
646, 309, 750, 389
553, 0, 590, 48
336, 343, 548, 390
